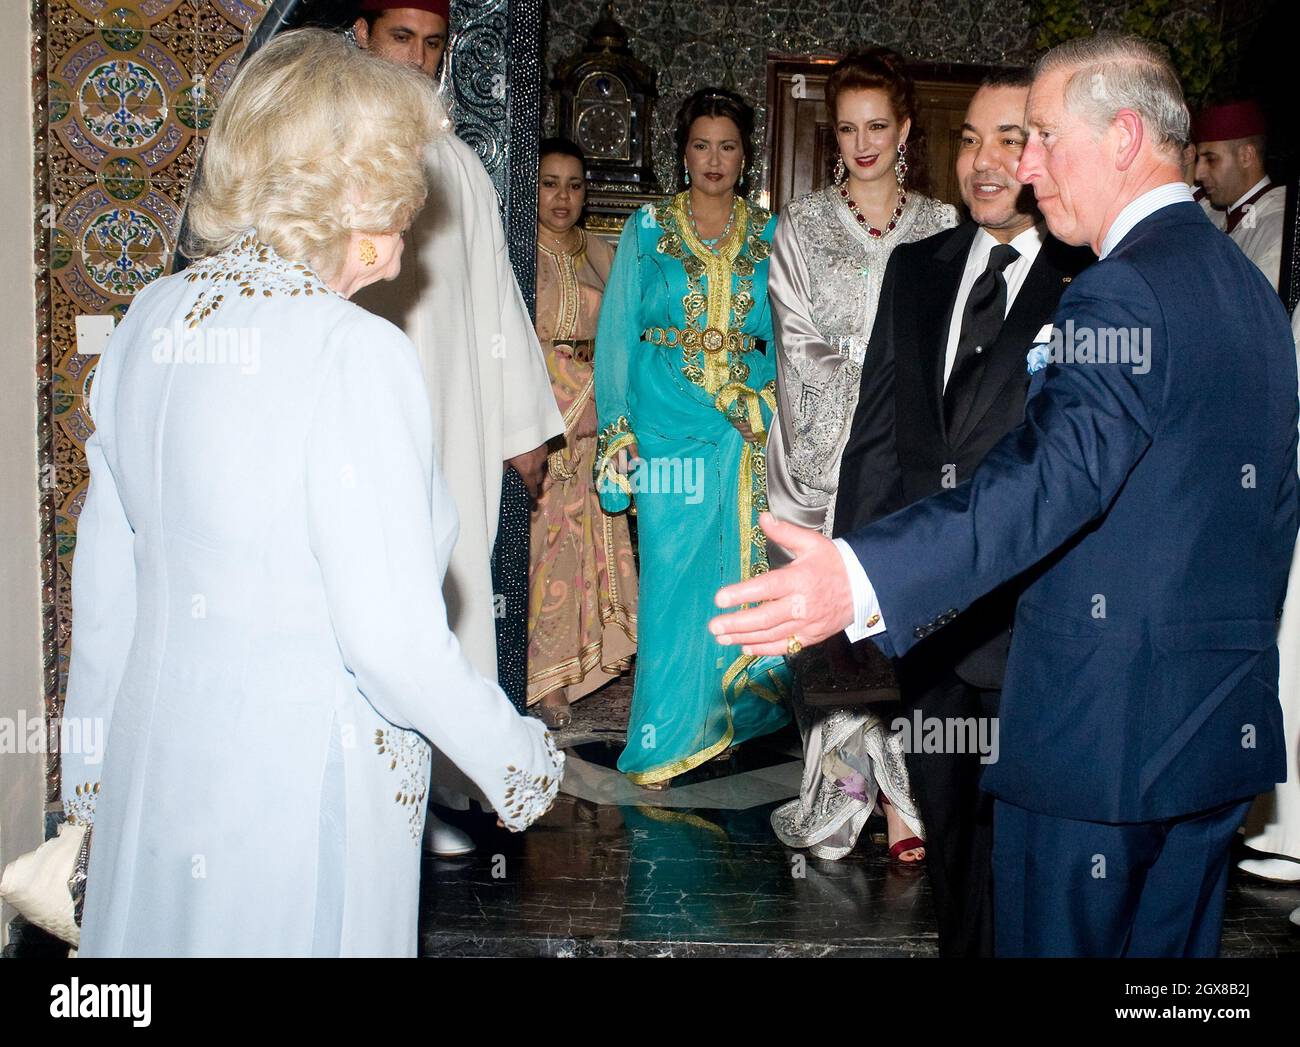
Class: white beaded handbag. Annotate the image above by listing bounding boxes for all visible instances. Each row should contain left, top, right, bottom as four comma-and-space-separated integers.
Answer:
0, 821, 89, 948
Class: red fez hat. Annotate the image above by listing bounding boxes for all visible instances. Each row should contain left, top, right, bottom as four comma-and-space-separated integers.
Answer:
1192, 100, 1267, 143
360, 0, 451, 20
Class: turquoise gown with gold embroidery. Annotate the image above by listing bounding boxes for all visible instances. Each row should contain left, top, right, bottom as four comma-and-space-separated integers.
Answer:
594, 192, 792, 784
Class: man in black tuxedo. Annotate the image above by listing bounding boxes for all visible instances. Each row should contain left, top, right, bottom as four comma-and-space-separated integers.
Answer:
833, 70, 1092, 957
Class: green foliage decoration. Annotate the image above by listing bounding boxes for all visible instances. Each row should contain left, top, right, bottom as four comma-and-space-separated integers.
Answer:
1026, 0, 1236, 109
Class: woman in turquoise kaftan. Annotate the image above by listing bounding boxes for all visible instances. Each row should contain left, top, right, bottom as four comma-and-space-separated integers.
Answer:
593, 186, 792, 786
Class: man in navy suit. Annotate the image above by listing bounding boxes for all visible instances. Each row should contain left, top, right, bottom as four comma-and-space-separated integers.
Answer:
710, 32, 1298, 957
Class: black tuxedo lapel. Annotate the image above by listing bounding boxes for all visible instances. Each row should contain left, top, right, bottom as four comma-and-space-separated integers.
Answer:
947, 237, 1081, 449
918, 223, 979, 435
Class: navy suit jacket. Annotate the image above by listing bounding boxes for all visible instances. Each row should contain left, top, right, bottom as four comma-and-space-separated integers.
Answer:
842, 201, 1298, 823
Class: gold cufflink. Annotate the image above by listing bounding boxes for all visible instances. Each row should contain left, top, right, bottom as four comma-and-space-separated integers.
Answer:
866, 614, 880, 627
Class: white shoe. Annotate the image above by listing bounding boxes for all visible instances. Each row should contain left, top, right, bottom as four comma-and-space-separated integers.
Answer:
1289, 905, 1300, 930
1237, 856, 1300, 883
422, 811, 474, 857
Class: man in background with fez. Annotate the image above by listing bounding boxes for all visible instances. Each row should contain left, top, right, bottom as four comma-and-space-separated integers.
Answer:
1194, 99, 1287, 292
353, 1, 563, 856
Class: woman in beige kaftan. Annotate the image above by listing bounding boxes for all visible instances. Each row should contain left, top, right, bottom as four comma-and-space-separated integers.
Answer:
526, 141, 637, 727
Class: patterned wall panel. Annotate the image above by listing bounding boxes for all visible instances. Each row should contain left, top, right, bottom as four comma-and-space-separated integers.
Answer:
37, 0, 270, 803
541, 0, 1217, 201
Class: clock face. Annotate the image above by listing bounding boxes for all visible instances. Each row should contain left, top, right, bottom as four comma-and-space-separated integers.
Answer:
576, 103, 630, 160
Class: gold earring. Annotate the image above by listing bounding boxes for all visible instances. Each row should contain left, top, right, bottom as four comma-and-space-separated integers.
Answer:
359, 238, 378, 266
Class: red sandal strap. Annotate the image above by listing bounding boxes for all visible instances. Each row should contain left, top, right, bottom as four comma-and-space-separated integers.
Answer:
889, 836, 925, 861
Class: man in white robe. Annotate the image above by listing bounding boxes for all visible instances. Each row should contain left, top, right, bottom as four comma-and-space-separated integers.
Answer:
1239, 301, 1300, 888
1194, 99, 1287, 292
353, 1, 563, 852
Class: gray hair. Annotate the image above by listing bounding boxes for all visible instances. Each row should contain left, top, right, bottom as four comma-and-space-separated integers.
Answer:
1034, 32, 1190, 157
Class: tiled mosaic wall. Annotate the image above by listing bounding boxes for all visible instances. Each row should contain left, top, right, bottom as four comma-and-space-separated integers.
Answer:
541, 0, 1218, 197
38, 0, 270, 803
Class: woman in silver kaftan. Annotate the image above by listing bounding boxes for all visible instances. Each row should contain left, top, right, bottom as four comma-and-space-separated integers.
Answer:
765, 49, 957, 860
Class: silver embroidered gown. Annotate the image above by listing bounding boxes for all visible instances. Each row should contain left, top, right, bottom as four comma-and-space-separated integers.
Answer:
766, 186, 957, 859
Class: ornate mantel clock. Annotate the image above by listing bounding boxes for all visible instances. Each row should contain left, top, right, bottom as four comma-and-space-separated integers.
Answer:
552, 4, 662, 236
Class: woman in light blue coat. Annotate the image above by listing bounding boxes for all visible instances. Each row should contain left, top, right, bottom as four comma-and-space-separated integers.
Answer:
59, 30, 562, 958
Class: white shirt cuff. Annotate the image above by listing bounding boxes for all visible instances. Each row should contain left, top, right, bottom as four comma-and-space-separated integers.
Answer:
832, 538, 886, 642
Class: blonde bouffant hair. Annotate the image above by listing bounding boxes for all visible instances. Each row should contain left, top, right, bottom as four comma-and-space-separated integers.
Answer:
184, 28, 445, 280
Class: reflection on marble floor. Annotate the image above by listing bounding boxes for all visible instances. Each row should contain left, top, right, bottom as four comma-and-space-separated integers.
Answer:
6, 680, 1298, 957
560, 739, 803, 810
421, 793, 938, 957
421, 792, 1300, 958
417, 679, 1300, 958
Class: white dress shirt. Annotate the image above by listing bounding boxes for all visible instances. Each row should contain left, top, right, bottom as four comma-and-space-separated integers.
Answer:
1099, 181, 1194, 259
942, 223, 1046, 387
836, 537, 888, 640
835, 184, 1196, 643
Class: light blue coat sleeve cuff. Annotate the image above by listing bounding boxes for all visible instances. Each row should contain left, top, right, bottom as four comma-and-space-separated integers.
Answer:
833, 538, 886, 641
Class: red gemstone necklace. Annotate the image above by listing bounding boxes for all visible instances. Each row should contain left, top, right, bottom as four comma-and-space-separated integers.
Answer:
839, 183, 907, 238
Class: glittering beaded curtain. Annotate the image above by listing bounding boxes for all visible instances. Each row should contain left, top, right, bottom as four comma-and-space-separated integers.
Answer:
449, 0, 541, 313
449, 2, 541, 710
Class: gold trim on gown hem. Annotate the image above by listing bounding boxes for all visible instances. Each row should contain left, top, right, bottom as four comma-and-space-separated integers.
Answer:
527, 229, 638, 709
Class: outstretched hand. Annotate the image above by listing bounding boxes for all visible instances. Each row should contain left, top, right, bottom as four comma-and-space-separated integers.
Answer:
709, 513, 856, 656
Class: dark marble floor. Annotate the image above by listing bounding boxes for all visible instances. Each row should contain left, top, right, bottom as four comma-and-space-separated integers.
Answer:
7, 680, 1299, 957
416, 681, 1300, 958
420, 788, 939, 957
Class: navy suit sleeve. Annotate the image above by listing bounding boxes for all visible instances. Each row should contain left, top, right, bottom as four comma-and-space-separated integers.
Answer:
833, 251, 904, 535
841, 258, 1163, 656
